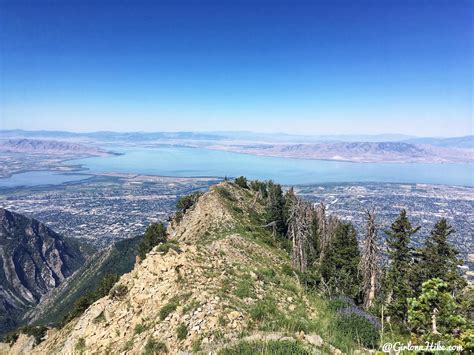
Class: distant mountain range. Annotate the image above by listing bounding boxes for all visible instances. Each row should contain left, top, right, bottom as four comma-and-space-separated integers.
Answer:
0, 130, 472, 163
209, 141, 473, 163
1, 129, 472, 146
405, 136, 474, 149
0, 139, 114, 156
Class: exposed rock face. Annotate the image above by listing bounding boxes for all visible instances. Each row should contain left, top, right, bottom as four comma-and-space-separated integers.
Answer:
25, 235, 141, 326
0, 208, 84, 334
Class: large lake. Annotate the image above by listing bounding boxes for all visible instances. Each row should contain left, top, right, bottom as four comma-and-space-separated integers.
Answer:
1, 146, 473, 188
71, 146, 473, 186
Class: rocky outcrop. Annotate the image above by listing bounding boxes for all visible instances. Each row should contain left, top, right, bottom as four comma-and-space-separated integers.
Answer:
0, 209, 84, 334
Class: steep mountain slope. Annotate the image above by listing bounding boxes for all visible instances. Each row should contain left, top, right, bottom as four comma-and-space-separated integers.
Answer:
20, 182, 361, 354
25, 235, 142, 327
0, 209, 85, 335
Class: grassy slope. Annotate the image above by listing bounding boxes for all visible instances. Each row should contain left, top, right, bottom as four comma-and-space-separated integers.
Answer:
197, 183, 370, 353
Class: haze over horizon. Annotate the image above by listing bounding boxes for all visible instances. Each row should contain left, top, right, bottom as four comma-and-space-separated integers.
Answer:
1, 0, 472, 136
0, 128, 472, 140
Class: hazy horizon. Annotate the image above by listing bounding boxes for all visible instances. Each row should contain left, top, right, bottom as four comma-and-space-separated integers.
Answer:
0, 128, 473, 140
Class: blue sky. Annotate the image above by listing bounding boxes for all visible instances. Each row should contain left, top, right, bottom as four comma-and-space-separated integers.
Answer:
0, 0, 472, 136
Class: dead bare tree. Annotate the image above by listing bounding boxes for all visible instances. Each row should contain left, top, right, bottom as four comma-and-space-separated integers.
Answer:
314, 203, 327, 262
360, 208, 380, 309
287, 197, 313, 273
315, 203, 340, 263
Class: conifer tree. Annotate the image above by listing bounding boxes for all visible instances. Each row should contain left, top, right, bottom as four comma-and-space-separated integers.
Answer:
415, 218, 466, 294
408, 278, 467, 345
265, 181, 287, 235
138, 222, 167, 260
234, 176, 249, 189
320, 222, 361, 299
385, 209, 420, 325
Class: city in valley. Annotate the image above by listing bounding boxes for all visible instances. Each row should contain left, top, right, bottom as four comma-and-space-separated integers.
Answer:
1, 175, 472, 280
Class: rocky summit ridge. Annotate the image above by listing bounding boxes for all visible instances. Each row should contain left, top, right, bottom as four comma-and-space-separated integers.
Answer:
4, 182, 352, 354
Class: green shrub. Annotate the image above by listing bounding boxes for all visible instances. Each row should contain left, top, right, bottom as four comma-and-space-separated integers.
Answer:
175, 191, 203, 222
75, 337, 86, 352
333, 312, 379, 348
92, 311, 106, 324
191, 338, 202, 352
157, 241, 182, 254
216, 186, 235, 201
109, 284, 128, 300
159, 301, 178, 320
281, 264, 294, 277
235, 279, 254, 298
300, 269, 321, 290
176, 322, 188, 340
256, 268, 276, 282
328, 297, 353, 312
250, 298, 278, 321
122, 339, 134, 351
234, 176, 249, 189
138, 223, 167, 259
218, 340, 310, 354
134, 323, 145, 334
3, 332, 19, 345
144, 337, 167, 354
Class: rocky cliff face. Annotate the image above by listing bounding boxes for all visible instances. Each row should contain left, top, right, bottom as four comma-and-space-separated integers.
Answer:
0, 208, 84, 334
25, 235, 141, 326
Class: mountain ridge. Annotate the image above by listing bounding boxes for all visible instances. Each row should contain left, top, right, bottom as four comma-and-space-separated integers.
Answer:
9, 182, 360, 354
0, 139, 113, 156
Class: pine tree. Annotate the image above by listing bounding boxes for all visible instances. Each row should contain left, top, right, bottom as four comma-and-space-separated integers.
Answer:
408, 278, 467, 345
385, 209, 420, 325
234, 176, 249, 189
320, 222, 361, 299
360, 208, 380, 309
175, 191, 203, 222
265, 181, 287, 235
416, 218, 467, 294
138, 222, 167, 260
